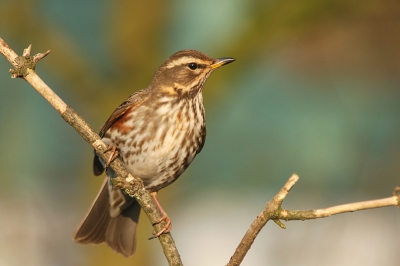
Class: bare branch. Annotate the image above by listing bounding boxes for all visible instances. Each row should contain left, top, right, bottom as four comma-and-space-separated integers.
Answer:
0, 37, 183, 266
0, 38, 18, 63
281, 189, 400, 220
227, 175, 399, 266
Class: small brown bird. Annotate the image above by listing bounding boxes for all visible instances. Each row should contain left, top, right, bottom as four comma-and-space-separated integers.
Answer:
73, 50, 234, 257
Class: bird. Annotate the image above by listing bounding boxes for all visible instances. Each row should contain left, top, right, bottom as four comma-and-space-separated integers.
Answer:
73, 50, 235, 257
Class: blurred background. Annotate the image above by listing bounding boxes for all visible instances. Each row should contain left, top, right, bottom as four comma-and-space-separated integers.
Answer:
1, 0, 399, 265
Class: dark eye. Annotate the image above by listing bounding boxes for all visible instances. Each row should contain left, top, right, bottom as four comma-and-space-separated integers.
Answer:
188, 62, 198, 70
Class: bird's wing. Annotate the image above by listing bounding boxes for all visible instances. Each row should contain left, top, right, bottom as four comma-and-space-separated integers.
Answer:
93, 89, 149, 175
98, 89, 149, 137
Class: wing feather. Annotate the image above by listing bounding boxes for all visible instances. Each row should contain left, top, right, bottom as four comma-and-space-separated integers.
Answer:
93, 89, 149, 175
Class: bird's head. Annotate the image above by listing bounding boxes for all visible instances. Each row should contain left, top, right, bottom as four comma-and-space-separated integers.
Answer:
150, 50, 234, 98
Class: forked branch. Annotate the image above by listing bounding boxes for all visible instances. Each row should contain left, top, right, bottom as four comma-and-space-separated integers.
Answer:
227, 174, 400, 266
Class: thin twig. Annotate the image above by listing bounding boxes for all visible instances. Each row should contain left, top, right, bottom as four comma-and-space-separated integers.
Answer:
281, 192, 399, 220
0, 37, 183, 266
227, 175, 399, 266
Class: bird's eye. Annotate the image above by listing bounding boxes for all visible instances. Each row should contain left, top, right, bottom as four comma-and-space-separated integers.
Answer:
188, 62, 198, 70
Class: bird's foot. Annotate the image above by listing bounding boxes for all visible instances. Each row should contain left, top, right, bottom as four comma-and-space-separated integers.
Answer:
104, 145, 118, 172
149, 214, 172, 240
148, 191, 172, 240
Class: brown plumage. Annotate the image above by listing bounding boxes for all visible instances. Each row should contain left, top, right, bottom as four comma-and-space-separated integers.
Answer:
73, 50, 234, 257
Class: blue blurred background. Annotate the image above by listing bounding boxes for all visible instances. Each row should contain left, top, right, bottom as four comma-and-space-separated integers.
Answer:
0, 1, 399, 265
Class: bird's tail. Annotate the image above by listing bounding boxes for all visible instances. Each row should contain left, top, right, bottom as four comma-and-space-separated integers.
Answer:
73, 177, 140, 257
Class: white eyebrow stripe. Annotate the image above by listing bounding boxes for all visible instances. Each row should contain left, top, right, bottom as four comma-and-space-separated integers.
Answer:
165, 57, 205, 69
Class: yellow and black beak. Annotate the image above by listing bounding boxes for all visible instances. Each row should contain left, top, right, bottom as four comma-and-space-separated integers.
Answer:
210, 57, 235, 70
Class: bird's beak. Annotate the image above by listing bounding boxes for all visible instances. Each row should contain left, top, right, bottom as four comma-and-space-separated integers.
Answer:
210, 57, 235, 70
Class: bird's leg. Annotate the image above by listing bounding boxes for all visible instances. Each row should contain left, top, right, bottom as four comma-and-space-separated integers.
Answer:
148, 191, 172, 240
103, 145, 119, 172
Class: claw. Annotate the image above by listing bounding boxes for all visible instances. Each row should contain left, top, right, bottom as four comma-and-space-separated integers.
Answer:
148, 215, 172, 240
104, 145, 118, 172
148, 191, 172, 240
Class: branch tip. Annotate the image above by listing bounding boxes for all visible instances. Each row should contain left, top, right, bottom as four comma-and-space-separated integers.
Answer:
273, 219, 286, 229
272, 174, 300, 204
290, 173, 299, 182
394, 186, 400, 207
33, 50, 51, 63
23, 44, 32, 57
286, 173, 299, 191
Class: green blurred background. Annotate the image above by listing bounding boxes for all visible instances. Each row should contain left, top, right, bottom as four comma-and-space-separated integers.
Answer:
1, 1, 399, 265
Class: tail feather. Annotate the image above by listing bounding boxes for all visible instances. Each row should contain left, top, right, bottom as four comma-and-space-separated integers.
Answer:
105, 203, 140, 257
73, 177, 140, 257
